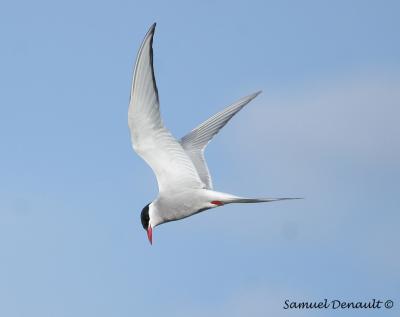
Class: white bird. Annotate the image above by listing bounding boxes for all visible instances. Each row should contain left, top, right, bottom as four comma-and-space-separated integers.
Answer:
128, 23, 300, 244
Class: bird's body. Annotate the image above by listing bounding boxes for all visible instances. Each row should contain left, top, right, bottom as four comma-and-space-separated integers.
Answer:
151, 189, 225, 226
128, 24, 300, 244
150, 189, 294, 227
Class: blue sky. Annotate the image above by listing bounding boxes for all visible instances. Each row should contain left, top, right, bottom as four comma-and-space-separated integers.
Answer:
0, 0, 399, 316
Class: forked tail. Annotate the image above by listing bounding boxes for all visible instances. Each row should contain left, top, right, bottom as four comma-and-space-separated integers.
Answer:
206, 190, 302, 206
229, 197, 302, 204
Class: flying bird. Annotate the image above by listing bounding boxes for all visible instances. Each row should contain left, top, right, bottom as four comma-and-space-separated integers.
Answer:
128, 23, 300, 244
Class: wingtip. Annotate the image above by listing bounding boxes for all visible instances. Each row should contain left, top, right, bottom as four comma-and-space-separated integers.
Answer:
147, 23, 156, 37
249, 90, 262, 99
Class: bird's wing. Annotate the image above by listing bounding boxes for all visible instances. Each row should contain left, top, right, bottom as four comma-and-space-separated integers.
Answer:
128, 24, 204, 192
180, 92, 261, 189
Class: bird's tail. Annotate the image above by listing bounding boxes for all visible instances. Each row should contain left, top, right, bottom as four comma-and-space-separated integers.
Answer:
206, 190, 302, 205
228, 197, 302, 204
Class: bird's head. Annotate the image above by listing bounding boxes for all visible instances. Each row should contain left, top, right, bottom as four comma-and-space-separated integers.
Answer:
141, 203, 154, 245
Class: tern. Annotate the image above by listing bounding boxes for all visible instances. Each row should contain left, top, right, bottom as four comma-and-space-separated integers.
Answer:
128, 24, 300, 244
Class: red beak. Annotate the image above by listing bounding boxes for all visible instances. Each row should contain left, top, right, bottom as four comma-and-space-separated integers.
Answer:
147, 226, 153, 245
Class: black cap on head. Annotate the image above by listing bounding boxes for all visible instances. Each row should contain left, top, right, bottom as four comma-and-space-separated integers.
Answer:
140, 203, 150, 230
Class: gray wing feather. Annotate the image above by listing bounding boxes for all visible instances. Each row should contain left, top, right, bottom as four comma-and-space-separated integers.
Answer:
180, 91, 262, 189
129, 24, 204, 192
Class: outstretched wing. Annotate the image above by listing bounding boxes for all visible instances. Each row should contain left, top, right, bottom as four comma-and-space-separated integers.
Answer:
180, 92, 261, 189
128, 24, 204, 193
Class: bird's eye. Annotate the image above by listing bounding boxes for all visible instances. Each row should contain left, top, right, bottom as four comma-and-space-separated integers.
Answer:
140, 203, 150, 230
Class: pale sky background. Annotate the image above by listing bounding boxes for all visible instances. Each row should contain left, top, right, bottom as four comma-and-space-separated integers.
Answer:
0, 1, 399, 316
